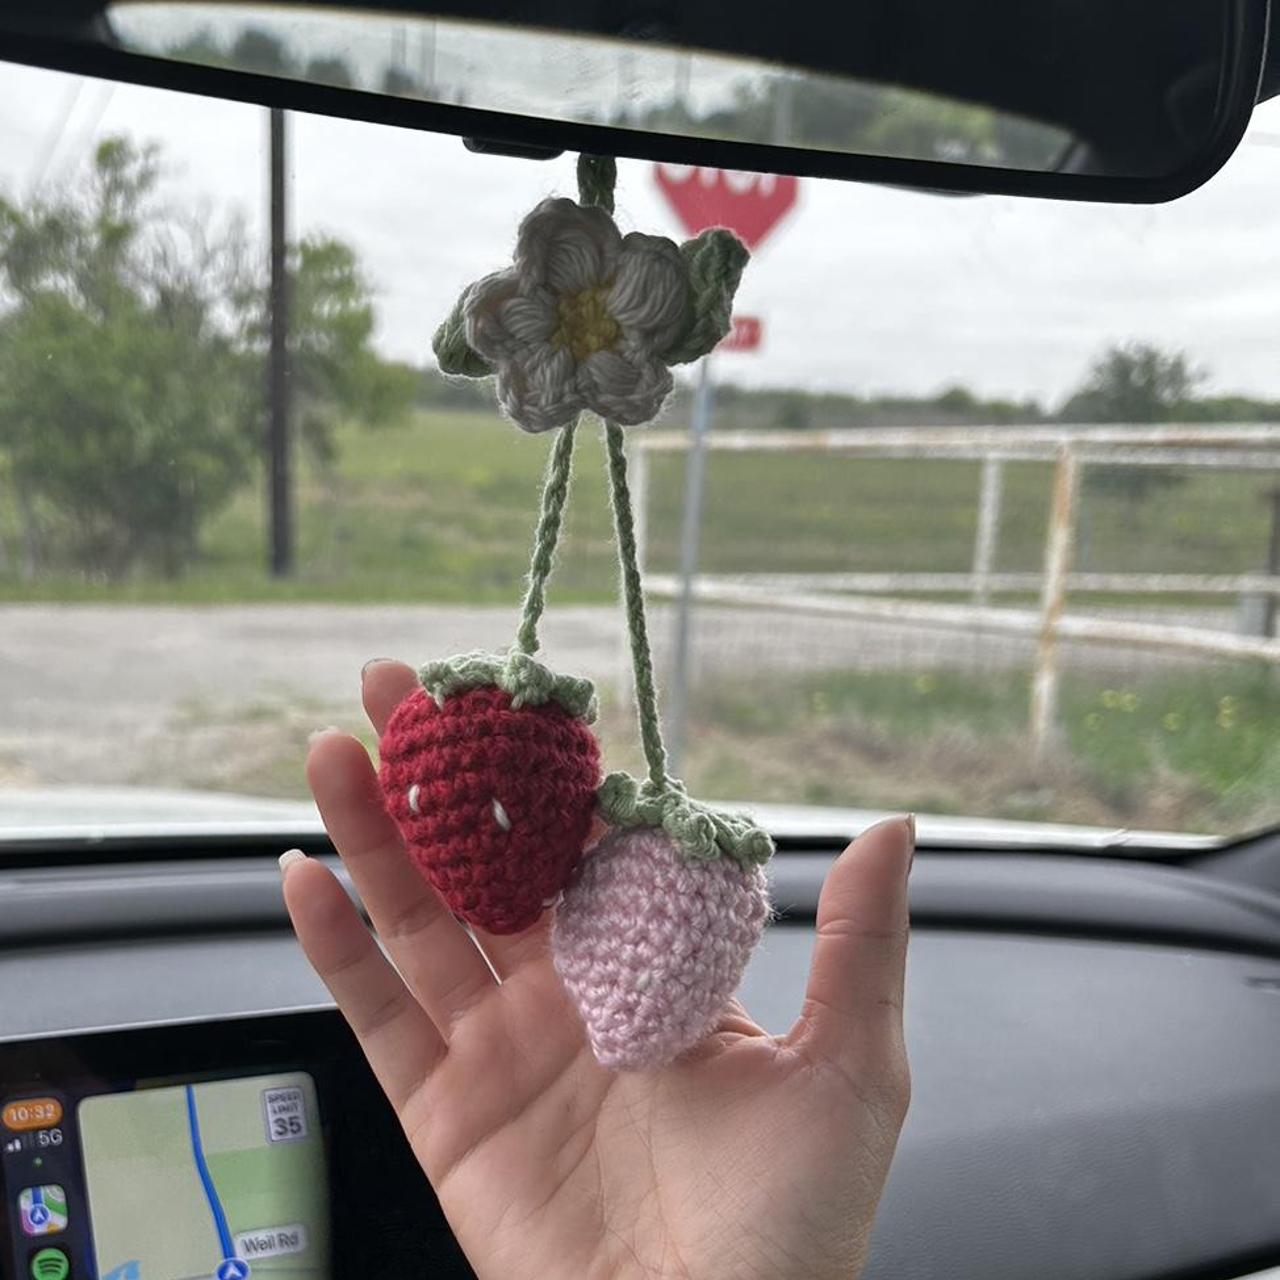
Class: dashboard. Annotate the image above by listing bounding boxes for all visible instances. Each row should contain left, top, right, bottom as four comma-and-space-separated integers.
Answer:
1, 839, 1279, 1279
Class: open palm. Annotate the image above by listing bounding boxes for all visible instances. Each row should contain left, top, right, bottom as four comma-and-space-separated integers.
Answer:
283, 659, 913, 1280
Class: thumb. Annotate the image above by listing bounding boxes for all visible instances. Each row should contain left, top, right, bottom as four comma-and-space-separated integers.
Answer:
788, 815, 914, 1085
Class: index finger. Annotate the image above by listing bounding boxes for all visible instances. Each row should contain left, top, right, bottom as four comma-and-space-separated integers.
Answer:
361, 658, 419, 733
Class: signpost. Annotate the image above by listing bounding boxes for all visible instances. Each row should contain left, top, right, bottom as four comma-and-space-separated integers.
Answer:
653, 165, 798, 771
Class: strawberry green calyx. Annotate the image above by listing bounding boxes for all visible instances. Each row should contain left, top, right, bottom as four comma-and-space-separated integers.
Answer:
595, 771, 774, 868
419, 650, 598, 722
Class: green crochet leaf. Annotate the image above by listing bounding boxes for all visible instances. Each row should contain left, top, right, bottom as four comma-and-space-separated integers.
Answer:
432, 289, 492, 379
419, 649, 598, 722
595, 771, 774, 867
660, 228, 751, 367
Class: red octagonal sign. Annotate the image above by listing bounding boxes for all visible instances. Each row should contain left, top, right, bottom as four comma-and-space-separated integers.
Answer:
654, 165, 799, 251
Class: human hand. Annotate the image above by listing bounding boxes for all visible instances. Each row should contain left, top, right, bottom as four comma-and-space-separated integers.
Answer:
282, 659, 913, 1280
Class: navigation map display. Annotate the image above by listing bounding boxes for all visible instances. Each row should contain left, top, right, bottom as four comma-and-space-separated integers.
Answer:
2, 1061, 330, 1280
78, 1072, 329, 1280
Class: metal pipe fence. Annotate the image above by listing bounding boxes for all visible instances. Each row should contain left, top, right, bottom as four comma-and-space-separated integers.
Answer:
634, 424, 1280, 756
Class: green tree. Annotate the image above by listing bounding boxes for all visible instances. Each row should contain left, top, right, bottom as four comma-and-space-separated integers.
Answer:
1061, 341, 1201, 502
235, 236, 414, 466
169, 26, 358, 90
228, 26, 297, 76
305, 56, 357, 89
632, 75, 1063, 168
0, 136, 413, 581
0, 139, 253, 578
1061, 341, 1202, 423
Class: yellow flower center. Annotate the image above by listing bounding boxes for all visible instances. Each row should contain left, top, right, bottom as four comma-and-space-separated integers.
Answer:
553, 285, 620, 362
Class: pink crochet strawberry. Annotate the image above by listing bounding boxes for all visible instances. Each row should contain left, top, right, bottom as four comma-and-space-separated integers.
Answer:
553, 826, 770, 1070
552, 774, 774, 1070
379, 651, 601, 935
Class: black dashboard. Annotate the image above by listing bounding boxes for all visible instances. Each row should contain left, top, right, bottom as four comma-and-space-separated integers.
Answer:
1, 840, 1279, 1280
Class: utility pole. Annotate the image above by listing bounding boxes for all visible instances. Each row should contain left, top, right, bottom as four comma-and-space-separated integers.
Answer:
267, 107, 293, 578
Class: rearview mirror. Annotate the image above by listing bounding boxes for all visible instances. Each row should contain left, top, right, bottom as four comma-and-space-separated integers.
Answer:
5, 0, 1271, 202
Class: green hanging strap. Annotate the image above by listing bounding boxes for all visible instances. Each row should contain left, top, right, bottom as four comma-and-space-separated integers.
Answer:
597, 418, 772, 868
513, 423, 577, 656
432, 152, 771, 865
569, 155, 771, 868
603, 420, 669, 790
420, 159, 613, 712
510, 155, 615, 659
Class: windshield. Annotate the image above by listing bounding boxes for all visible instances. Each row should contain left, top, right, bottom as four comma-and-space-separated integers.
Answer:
2, 56, 1280, 843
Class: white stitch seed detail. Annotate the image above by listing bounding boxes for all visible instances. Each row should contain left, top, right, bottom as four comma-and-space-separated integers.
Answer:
407, 784, 421, 815
492, 797, 512, 831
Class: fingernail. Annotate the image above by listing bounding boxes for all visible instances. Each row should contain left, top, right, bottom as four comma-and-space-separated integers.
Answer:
279, 848, 307, 877
361, 657, 394, 681
906, 813, 917, 873
308, 726, 340, 744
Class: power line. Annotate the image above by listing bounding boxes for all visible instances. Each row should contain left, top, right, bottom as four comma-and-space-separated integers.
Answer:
27, 78, 84, 192
65, 82, 117, 172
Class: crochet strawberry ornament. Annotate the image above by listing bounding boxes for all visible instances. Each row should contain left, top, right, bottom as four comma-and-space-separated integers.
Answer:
379, 650, 601, 935
378, 155, 774, 1068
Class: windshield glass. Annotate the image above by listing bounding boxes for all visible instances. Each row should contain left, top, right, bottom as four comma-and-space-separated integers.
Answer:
2, 57, 1280, 841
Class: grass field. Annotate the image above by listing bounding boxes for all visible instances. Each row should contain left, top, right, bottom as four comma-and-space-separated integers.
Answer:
7, 408, 1280, 834
3, 407, 1277, 601
143, 659, 1280, 835
678, 662, 1280, 833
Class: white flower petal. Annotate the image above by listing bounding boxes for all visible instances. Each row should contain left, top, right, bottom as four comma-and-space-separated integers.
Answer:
515, 197, 620, 295
608, 233, 691, 353
463, 268, 527, 361
498, 290, 557, 345
495, 343, 583, 434
577, 349, 674, 427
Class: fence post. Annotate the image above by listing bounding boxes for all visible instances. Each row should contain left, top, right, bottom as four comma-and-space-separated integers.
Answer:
1263, 487, 1280, 638
971, 454, 1005, 604
1030, 447, 1080, 756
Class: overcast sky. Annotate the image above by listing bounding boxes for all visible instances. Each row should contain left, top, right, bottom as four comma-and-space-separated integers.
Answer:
3, 58, 1280, 405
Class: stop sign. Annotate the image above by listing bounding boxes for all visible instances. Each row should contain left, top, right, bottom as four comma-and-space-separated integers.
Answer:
654, 165, 798, 250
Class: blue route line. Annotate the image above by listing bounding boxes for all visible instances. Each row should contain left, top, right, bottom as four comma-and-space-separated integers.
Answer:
184, 1084, 237, 1263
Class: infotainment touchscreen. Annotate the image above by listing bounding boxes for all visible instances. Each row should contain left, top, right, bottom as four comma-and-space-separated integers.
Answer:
0, 1011, 469, 1279
2, 1068, 330, 1280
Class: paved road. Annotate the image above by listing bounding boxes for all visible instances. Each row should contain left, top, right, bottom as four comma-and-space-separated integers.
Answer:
2, 604, 623, 787
0, 601, 1240, 789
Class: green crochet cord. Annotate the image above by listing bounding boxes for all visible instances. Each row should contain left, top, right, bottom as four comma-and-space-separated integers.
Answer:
581, 158, 772, 865
513, 423, 577, 657
603, 420, 668, 790
600, 418, 773, 868
430, 152, 772, 868
510, 155, 614, 658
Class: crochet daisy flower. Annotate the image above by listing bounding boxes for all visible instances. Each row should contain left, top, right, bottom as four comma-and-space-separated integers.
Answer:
434, 195, 749, 434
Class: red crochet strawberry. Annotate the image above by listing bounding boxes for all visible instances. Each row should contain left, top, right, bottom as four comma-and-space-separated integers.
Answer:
378, 651, 601, 934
